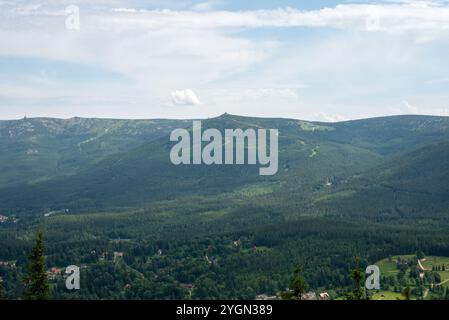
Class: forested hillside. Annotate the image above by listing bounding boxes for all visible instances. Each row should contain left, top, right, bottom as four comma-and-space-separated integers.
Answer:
1, 114, 449, 299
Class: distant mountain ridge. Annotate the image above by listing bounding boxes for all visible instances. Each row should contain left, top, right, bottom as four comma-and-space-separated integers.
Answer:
0, 116, 191, 186
1, 114, 449, 220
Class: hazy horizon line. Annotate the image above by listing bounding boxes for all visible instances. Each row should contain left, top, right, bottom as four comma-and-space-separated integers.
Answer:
1, 112, 448, 124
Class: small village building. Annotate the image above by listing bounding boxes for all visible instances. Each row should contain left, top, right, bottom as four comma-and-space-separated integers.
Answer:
319, 292, 330, 300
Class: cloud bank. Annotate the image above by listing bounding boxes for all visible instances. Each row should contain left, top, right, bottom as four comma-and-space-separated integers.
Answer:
0, 0, 449, 120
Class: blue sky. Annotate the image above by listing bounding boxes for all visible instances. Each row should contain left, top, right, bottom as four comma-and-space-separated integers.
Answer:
0, 0, 449, 121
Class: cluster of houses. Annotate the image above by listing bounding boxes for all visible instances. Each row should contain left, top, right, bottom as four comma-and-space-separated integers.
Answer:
256, 291, 330, 301
255, 294, 279, 300
0, 260, 16, 268
92, 250, 125, 262
47, 265, 88, 281
302, 291, 330, 300
47, 267, 63, 280
0, 214, 18, 224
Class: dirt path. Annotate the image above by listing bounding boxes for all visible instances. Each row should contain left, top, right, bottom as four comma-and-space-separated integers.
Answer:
415, 258, 449, 299
418, 259, 431, 271
436, 278, 449, 286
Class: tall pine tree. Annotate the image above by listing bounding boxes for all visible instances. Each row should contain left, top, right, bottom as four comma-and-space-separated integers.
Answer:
402, 286, 411, 300
24, 230, 49, 300
345, 258, 369, 300
281, 265, 309, 300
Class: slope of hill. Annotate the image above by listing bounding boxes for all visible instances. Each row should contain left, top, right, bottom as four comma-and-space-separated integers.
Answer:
324, 115, 449, 155
312, 141, 449, 220
0, 114, 449, 219
0, 117, 190, 186
0, 114, 381, 214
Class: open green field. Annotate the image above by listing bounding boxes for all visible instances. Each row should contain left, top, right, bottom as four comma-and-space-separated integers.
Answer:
421, 256, 449, 270
376, 255, 415, 276
420, 256, 449, 287
371, 291, 404, 300
375, 254, 449, 300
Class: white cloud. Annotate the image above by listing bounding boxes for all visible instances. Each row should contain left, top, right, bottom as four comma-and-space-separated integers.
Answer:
112, 8, 138, 13
391, 100, 449, 116
98, 3, 449, 34
171, 89, 201, 106
5, 2, 449, 34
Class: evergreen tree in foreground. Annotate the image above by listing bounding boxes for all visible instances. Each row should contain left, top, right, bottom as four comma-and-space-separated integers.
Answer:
24, 230, 49, 300
402, 286, 411, 300
281, 266, 309, 300
345, 259, 369, 300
